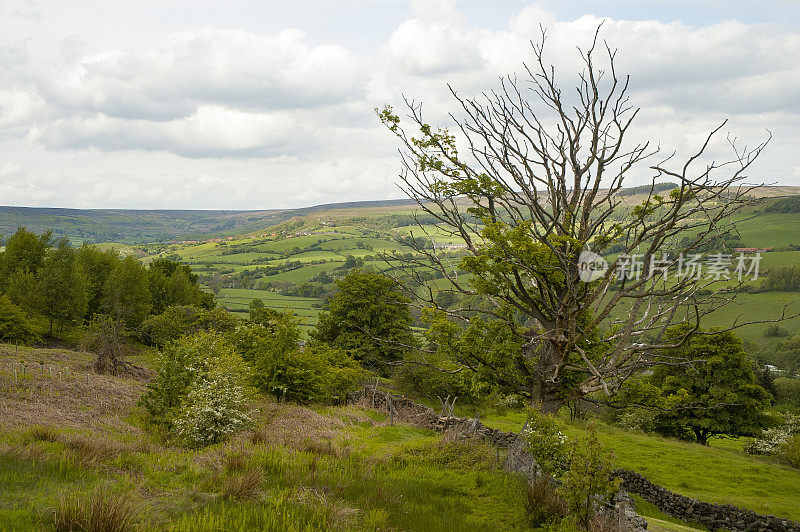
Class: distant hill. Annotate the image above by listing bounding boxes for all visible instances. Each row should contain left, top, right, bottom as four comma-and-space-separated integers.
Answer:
2, 187, 797, 244
0, 199, 416, 244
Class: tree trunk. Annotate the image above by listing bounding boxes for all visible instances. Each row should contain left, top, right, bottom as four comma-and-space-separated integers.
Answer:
527, 336, 568, 414
531, 381, 567, 414
694, 428, 709, 445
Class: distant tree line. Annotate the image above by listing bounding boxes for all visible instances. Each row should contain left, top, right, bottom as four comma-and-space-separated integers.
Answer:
764, 196, 800, 214
0, 227, 213, 342
617, 182, 678, 197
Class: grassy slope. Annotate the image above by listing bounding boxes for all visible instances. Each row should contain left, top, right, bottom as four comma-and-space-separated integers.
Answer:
0, 344, 532, 531
5, 344, 795, 530
478, 409, 800, 522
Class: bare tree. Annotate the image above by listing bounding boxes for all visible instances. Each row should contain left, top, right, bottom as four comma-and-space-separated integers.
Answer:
378, 27, 776, 413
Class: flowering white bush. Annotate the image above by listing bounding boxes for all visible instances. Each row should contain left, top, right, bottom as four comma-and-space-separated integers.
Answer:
745, 415, 800, 456
173, 372, 253, 448
520, 411, 569, 478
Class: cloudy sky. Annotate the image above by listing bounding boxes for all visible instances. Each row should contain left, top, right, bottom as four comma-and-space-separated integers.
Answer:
1, 0, 798, 210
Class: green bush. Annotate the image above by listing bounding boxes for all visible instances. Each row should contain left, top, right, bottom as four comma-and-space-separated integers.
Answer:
520, 411, 569, 478
783, 434, 800, 468
231, 321, 364, 403
557, 426, 621, 530
745, 415, 799, 457
765, 324, 792, 338
393, 350, 476, 402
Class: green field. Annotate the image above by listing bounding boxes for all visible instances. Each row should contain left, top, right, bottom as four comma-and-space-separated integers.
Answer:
735, 213, 800, 248
216, 288, 321, 328
1, 344, 795, 530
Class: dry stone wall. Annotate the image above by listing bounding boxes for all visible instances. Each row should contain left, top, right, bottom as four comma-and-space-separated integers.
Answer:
613, 469, 800, 532
349, 385, 800, 532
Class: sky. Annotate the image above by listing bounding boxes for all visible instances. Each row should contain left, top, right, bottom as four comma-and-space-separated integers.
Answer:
1, 0, 799, 210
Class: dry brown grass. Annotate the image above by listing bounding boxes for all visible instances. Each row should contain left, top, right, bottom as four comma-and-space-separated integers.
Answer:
247, 401, 384, 451
223, 450, 251, 473
28, 424, 60, 442
54, 486, 135, 532
0, 345, 146, 436
63, 434, 126, 464
301, 436, 349, 457
294, 486, 359, 529
0, 440, 51, 461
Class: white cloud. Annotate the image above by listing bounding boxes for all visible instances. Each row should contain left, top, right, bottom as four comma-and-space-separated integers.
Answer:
0, 1, 798, 208
32, 105, 318, 159
42, 28, 364, 121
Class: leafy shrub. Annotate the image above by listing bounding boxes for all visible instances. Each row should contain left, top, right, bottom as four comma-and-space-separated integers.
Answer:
140, 331, 252, 444
745, 415, 800, 457
519, 411, 568, 478
783, 434, 800, 467
557, 426, 621, 530
393, 349, 476, 402
615, 408, 659, 433
229, 318, 364, 404
774, 377, 800, 408
765, 324, 792, 338
773, 338, 800, 376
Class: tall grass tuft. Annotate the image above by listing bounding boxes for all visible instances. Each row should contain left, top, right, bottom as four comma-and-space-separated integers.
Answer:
522, 477, 567, 528
222, 469, 264, 500
28, 425, 59, 443
54, 486, 135, 532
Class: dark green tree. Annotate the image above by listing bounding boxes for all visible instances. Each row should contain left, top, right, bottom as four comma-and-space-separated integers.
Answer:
229, 313, 363, 404
101, 256, 152, 328
311, 269, 413, 374
148, 258, 213, 314
773, 336, 800, 375
0, 228, 52, 281
651, 328, 773, 444
37, 239, 88, 336
0, 294, 39, 344
139, 305, 238, 347
4, 269, 42, 312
